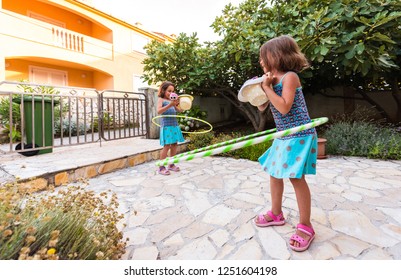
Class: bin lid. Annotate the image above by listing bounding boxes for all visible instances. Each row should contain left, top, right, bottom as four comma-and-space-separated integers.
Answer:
13, 96, 60, 105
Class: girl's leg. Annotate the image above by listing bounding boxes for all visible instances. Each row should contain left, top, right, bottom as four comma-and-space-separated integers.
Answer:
158, 145, 171, 175
270, 176, 284, 215
168, 143, 180, 171
169, 143, 177, 157
255, 176, 284, 222
289, 176, 312, 248
160, 145, 170, 160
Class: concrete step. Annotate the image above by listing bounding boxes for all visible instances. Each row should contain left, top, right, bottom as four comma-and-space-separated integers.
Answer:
0, 137, 187, 191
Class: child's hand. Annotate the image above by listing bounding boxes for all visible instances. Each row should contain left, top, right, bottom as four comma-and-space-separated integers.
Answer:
262, 72, 274, 87
170, 99, 179, 107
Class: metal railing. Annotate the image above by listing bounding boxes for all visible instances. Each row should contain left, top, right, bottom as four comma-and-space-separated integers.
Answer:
0, 81, 148, 156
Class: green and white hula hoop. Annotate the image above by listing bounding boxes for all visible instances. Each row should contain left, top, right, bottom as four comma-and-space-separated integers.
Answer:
152, 115, 213, 134
155, 117, 328, 166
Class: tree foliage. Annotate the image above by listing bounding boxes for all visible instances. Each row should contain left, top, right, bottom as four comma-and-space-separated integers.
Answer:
142, 0, 401, 130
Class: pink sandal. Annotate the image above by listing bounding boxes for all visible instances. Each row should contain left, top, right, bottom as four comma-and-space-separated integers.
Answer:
168, 164, 180, 172
158, 166, 170, 175
254, 210, 285, 227
289, 223, 315, 252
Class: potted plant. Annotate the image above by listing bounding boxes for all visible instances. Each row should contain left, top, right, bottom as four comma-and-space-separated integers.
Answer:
318, 138, 327, 159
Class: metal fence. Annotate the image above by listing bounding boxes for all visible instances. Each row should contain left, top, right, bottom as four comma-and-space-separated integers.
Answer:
0, 81, 148, 156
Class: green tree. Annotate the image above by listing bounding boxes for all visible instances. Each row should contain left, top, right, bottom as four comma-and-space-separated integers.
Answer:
288, 0, 401, 122
143, 0, 401, 130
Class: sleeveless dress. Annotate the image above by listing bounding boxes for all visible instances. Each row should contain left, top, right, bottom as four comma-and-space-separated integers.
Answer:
258, 72, 318, 178
159, 100, 185, 146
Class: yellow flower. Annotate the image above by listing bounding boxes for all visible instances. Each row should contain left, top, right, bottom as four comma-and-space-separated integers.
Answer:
47, 248, 56, 255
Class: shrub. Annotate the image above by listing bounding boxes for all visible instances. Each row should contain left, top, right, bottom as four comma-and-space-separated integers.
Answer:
178, 105, 208, 133
54, 119, 89, 137
186, 131, 214, 151
0, 183, 126, 260
324, 122, 378, 156
235, 141, 272, 161
186, 130, 272, 161
367, 128, 401, 160
0, 97, 22, 143
324, 121, 401, 160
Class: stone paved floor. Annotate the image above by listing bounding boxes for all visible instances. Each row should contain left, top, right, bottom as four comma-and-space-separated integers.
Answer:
76, 156, 401, 260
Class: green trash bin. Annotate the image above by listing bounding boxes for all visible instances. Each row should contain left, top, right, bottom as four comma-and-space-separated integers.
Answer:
14, 96, 58, 155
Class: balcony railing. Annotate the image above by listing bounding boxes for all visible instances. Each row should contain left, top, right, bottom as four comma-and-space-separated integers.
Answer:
0, 10, 112, 60
52, 27, 84, 52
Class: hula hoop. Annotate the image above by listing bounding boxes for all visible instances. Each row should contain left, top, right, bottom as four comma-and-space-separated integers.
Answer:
169, 127, 277, 161
152, 115, 213, 134
155, 117, 328, 166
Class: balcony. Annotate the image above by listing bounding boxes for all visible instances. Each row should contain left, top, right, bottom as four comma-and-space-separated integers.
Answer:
0, 10, 113, 62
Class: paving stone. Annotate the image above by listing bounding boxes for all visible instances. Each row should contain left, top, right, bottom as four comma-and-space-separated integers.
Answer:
258, 228, 290, 259
209, 229, 230, 247
229, 239, 263, 260
329, 210, 399, 247
168, 238, 217, 260
311, 242, 341, 260
2, 142, 400, 261
182, 189, 213, 216
331, 235, 370, 257
131, 246, 159, 260
233, 223, 255, 243
163, 234, 184, 246
128, 211, 151, 227
150, 213, 195, 243
124, 227, 150, 246
361, 248, 393, 260
202, 204, 241, 226
377, 207, 401, 225
182, 221, 214, 239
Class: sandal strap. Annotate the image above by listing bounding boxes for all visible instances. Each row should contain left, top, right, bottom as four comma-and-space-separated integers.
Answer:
296, 223, 314, 236
266, 210, 284, 222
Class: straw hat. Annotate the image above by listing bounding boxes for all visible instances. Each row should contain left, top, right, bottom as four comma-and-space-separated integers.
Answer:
238, 76, 269, 106
178, 94, 194, 111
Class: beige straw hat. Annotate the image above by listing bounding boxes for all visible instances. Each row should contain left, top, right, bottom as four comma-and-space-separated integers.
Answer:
238, 76, 269, 106
178, 94, 194, 111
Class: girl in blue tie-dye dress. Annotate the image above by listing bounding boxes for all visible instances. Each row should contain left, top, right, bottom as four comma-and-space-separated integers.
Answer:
157, 81, 185, 175
254, 35, 318, 252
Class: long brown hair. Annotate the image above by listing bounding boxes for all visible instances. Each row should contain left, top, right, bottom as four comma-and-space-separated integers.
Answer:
158, 81, 175, 98
259, 35, 310, 73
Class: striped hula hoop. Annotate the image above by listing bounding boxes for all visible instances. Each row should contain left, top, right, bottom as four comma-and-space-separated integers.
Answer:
155, 117, 328, 166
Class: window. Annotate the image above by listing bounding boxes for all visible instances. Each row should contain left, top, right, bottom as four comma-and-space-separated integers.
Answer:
131, 33, 150, 53
29, 66, 67, 86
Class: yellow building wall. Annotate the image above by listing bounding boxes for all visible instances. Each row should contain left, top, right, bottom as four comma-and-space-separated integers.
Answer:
5, 59, 95, 88
1, 0, 173, 92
